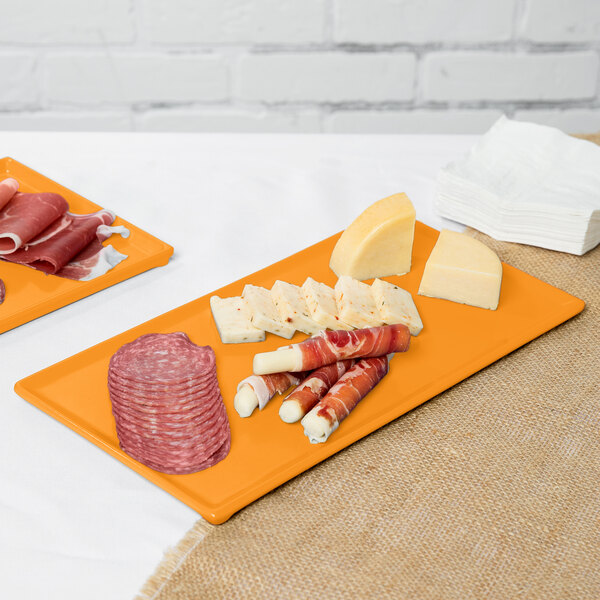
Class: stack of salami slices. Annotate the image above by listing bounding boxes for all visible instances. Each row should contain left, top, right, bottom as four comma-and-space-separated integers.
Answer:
107, 332, 230, 475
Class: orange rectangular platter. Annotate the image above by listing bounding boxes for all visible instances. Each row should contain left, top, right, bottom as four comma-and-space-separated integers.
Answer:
15, 222, 584, 524
0, 157, 173, 334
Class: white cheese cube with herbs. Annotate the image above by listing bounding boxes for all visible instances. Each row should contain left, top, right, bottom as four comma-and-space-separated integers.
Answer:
242, 284, 295, 339
271, 280, 322, 335
418, 230, 502, 310
371, 279, 423, 335
334, 275, 384, 329
329, 193, 416, 280
209, 296, 266, 344
302, 277, 353, 331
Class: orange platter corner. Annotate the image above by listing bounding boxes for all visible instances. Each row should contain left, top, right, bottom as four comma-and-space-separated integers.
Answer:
14, 221, 584, 524
0, 157, 173, 334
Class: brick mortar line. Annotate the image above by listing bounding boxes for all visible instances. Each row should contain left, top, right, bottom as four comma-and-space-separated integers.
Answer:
0, 42, 599, 54
22, 99, 600, 112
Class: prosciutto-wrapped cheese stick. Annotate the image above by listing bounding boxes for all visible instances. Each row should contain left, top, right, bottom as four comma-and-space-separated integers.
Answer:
253, 324, 409, 375
234, 371, 309, 418
279, 360, 354, 423
301, 356, 389, 444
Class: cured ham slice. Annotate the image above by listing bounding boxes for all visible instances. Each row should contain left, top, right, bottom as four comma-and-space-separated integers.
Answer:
3, 209, 116, 274
0, 178, 18, 211
301, 356, 389, 444
0, 192, 68, 254
0, 183, 129, 281
253, 324, 410, 375
234, 370, 310, 418
279, 360, 354, 423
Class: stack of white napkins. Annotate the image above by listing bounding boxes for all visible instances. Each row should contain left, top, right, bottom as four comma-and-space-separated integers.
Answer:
436, 116, 600, 255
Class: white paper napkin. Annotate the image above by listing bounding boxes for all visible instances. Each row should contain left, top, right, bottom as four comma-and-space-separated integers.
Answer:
436, 116, 600, 255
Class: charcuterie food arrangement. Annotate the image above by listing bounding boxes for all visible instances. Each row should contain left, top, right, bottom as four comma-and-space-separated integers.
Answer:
0, 177, 129, 299
102, 192, 505, 473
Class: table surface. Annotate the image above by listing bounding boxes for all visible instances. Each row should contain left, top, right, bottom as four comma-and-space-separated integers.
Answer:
0, 131, 475, 600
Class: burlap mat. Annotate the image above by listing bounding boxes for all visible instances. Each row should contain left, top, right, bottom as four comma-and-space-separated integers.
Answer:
136, 232, 599, 600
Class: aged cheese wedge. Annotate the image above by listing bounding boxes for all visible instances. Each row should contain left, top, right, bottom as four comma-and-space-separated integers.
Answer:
242, 284, 295, 339
209, 296, 266, 344
334, 275, 384, 329
371, 279, 423, 335
418, 230, 502, 310
329, 193, 416, 280
301, 277, 353, 331
271, 280, 322, 335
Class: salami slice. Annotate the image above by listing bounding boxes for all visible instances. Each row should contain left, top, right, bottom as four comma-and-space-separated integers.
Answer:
107, 332, 231, 474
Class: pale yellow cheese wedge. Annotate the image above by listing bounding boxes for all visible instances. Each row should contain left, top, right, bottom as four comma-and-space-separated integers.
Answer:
329, 193, 416, 280
418, 230, 502, 310
334, 275, 384, 329
371, 278, 423, 335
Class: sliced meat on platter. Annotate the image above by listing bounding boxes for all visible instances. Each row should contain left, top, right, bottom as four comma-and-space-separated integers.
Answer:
0, 192, 68, 254
279, 360, 354, 423
0, 179, 129, 281
0, 278, 4, 304
253, 323, 410, 375
301, 356, 390, 443
234, 370, 310, 418
107, 332, 230, 475
0, 178, 21, 211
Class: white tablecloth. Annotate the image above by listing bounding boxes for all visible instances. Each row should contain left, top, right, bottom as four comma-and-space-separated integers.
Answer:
0, 132, 476, 600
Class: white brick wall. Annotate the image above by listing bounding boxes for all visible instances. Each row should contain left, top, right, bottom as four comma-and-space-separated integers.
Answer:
0, 0, 599, 133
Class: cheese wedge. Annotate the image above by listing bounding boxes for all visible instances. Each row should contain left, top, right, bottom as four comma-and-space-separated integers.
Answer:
329, 193, 416, 280
302, 277, 353, 331
371, 279, 423, 335
209, 296, 265, 344
271, 280, 322, 335
242, 284, 295, 338
418, 230, 502, 310
334, 275, 384, 329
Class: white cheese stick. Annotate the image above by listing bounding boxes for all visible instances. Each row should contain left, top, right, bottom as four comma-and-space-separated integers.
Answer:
271, 280, 322, 335
334, 275, 384, 329
302, 277, 353, 331
209, 295, 265, 344
371, 278, 423, 335
242, 284, 295, 339
253, 346, 302, 375
234, 371, 307, 417
301, 356, 390, 444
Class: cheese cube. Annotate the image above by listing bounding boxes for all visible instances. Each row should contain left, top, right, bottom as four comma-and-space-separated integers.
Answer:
242, 284, 295, 338
418, 230, 502, 310
371, 279, 423, 335
330, 193, 416, 280
334, 275, 384, 329
301, 277, 353, 331
271, 280, 322, 335
209, 296, 265, 344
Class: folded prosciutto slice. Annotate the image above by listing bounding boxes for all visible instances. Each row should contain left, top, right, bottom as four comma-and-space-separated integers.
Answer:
301, 356, 389, 443
279, 360, 354, 423
234, 370, 310, 417
0, 180, 129, 281
0, 178, 19, 211
253, 324, 410, 375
